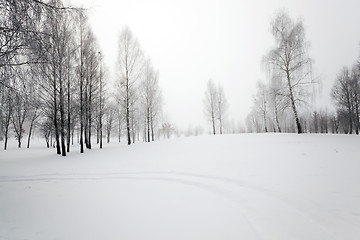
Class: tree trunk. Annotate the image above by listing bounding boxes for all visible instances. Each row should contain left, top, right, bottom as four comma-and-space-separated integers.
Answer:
355, 97, 359, 135
147, 108, 150, 142
151, 114, 155, 141
66, 92, 71, 152
118, 117, 121, 143
88, 116, 92, 149
274, 105, 281, 133
3, 106, 11, 150
348, 105, 353, 134
66, 55, 71, 152
27, 111, 37, 149
71, 127, 74, 145
212, 113, 216, 135
126, 87, 131, 145
4, 127, 9, 150
53, 86, 61, 155
88, 88, 92, 149
286, 70, 302, 134
45, 132, 50, 148
59, 74, 67, 156
219, 111, 223, 134
80, 80, 84, 153
100, 117, 103, 148
131, 112, 135, 144
50, 131, 53, 148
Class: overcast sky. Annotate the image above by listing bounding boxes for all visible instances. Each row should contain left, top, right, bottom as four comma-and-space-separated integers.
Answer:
71, 0, 360, 131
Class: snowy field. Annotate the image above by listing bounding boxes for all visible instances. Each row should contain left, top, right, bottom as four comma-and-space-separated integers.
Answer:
0, 134, 359, 240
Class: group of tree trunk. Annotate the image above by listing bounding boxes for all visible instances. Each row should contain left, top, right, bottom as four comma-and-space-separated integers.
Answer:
0, 0, 164, 154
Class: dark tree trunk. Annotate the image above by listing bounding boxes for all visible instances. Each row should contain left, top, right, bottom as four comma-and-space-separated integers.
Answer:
67, 77, 71, 152
212, 113, 216, 135
59, 74, 67, 156
80, 79, 84, 153
107, 127, 110, 143
53, 83, 61, 155
100, 117, 103, 148
286, 70, 302, 134
147, 108, 150, 142
131, 112, 135, 144
3, 104, 11, 150
126, 94, 131, 145
45, 132, 50, 148
27, 112, 37, 149
275, 106, 281, 133
118, 116, 121, 143
151, 114, 155, 142
88, 86, 92, 149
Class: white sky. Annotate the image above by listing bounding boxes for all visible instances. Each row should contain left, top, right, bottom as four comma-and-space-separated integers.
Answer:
71, 0, 360, 131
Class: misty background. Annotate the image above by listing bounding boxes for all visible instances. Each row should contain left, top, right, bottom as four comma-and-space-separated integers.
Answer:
73, 0, 360, 130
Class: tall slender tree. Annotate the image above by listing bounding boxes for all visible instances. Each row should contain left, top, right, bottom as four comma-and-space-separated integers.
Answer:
265, 11, 314, 134
117, 27, 143, 145
204, 79, 218, 135
216, 85, 227, 134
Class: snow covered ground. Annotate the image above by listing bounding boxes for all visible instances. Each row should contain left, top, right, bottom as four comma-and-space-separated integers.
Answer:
0, 134, 359, 240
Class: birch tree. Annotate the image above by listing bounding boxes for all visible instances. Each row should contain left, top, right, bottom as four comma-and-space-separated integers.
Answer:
217, 85, 227, 134
141, 59, 162, 142
204, 79, 218, 135
117, 27, 143, 145
253, 81, 269, 133
265, 11, 314, 134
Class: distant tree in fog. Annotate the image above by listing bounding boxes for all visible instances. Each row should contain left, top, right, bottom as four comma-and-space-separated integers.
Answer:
216, 85, 227, 134
117, 27, 144, 145
331, 65, 360, 134
204, 79, 218, 135
253, 81, 269, 133
141, 59, 162, 142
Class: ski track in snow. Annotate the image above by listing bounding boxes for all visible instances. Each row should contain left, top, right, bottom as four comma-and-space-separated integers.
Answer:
0, 171, 351, 240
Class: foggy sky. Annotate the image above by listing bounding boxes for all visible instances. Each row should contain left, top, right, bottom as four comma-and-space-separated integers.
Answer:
71, 0, 360, 131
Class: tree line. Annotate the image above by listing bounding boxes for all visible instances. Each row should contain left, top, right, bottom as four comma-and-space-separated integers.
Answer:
246, 11, 360, 135
0, 0, 164, 155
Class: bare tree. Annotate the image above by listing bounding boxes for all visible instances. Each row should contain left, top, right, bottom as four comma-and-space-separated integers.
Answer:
0, 0, 44, 70
265, 11, 314, 134
216, 85, 227, 134
104, 103, 116, 143
204, 79, 218, 135
38, 1, 75, 156
140, 59, 162, 142
11, 67, 32, 148
117, 27, 144, 145
268, 74, 288, 132
0, 67, 14, 149
331, 65, 360, 134
26, 80, 41, 148
350, 65, 360, 134
98, 51, 106, 148
331, 67, 354, 134
246, 110, 262, 133
160, 122, 175, 139
253, 81, 269, 132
